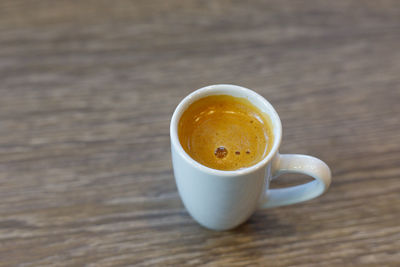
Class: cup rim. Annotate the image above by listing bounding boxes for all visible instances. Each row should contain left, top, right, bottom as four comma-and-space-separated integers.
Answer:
170, 84, 282, 177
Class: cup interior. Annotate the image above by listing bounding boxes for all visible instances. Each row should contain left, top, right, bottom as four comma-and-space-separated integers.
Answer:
170, 84, 282, 175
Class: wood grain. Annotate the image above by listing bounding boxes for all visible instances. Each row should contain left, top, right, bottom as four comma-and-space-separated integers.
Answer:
0, 0, 399, 266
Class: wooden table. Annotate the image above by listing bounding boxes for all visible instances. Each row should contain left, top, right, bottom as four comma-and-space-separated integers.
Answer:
1, 1, 399, 266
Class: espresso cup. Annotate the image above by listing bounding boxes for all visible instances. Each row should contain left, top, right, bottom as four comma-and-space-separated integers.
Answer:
170, 84, 331, 230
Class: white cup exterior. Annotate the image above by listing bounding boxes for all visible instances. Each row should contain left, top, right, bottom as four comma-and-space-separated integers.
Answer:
170, 84, 331, 230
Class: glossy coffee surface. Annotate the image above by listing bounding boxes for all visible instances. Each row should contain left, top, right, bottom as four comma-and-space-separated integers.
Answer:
178, 95, 273, 170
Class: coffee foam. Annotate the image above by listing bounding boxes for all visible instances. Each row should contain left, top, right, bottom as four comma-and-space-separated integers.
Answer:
178, 95, 273, 171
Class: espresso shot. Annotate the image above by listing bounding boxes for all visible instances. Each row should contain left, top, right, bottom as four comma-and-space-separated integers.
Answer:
178, 95, 274, 171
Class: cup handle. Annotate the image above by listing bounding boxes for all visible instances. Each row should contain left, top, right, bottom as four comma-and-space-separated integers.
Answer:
261, 153, 331, 208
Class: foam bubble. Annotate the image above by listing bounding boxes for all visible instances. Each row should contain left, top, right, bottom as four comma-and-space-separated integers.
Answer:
215, 147, 228, 158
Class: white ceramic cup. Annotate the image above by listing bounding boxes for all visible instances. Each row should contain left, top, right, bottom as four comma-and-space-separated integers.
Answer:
170, 84, 331, 230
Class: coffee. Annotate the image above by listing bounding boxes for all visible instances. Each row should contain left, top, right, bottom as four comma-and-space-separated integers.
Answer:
178, 95, 273, 171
